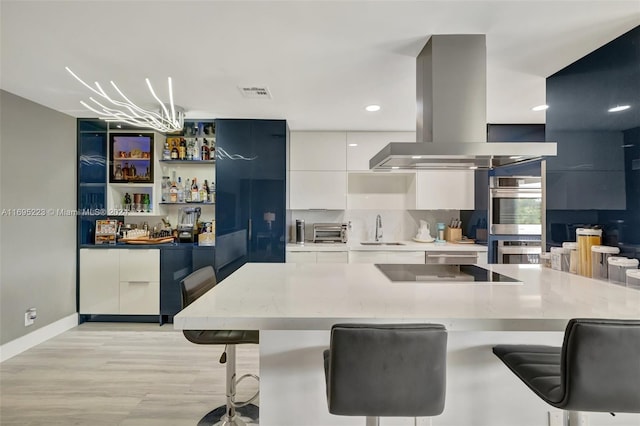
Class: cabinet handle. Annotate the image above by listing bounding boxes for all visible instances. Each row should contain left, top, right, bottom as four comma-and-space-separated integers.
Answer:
248, 219, 252, 241
426, 254, 478, 258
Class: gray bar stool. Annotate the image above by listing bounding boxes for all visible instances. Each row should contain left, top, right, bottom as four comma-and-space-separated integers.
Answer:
493, 318, 640, 425
181, 266, 260, 426
323, 323, 447, 426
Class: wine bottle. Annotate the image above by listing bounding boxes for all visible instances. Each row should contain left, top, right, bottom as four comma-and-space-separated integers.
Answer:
163, 140, 171, 160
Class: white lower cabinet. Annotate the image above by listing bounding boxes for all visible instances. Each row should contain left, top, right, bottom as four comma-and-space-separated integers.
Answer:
287, 251, 348, 264
80, 248, 159, 315
349, 251, 425, 264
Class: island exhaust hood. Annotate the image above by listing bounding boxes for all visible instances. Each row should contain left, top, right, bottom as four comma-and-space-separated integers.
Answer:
370, 35, 556, 170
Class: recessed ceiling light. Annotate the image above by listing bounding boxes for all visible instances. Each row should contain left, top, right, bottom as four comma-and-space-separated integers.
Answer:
348, 143, 358, 147
391, 166, 399, 169
509, 156, 524, 160
365, 105, 381, 112
608, 105, 630, 112
411, 155, 422, 159
469, 166, 478, 170
531, 104, 549, 111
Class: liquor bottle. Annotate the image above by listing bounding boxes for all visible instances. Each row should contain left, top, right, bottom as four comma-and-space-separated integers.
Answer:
179, 138, 186, 160
187, 138, 195, 161
169, 181, 178, 203
184, 179, 192, 202
191, 178, 200, 202
201, 139, 210, 160
170, 140, 179, 159
130, 163, 137, 179
122, 162, 130, 180
193, 138, 201, 161
200, 180, 208, 202
162, 140, 171, 160
208, 180, 215, 203
177, 177, 184, 203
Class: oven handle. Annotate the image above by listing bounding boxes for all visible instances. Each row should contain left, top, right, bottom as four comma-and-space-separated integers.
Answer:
497, 247, 542, 255
491, 189, 542, 199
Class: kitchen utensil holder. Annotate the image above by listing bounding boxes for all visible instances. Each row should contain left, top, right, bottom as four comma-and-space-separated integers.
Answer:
445, 226, 462, 242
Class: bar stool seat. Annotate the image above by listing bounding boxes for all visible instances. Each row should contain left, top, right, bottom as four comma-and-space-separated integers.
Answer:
493, 318, 640, 424
323, 323, 447, 425
181, 266, 259, 426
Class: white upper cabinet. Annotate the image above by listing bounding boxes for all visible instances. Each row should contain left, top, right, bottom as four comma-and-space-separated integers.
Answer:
290, 131, 347, 171
346, 131, 416, 171
413, 170, 475, 210
290, 171, 347, 210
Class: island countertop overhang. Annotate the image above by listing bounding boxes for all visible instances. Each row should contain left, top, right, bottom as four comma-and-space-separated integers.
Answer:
174, 263, 640, 332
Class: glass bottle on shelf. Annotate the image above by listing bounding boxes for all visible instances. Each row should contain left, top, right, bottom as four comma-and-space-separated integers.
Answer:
169, 181, 178, 203
209, 181, 215, 203
122, 163, 130, 180
124, 192, 132, 211
191, 178, 200, 202
177, 177, 184, 203
187, 139, 194, 161
201, 139, 210, 160
185, 179, 192, 202
115, 164, 123, 180
163, 140, 171, 160
200, 180, 208, 202
171, 140, 179, 159
130, 163, 137, 180
161, 176, 170, 202
142, 194, 150, 212
193, 138, 201, 161
179, 138, 186, 160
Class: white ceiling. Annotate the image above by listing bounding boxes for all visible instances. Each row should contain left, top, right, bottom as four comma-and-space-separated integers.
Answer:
1, 1, 638, 131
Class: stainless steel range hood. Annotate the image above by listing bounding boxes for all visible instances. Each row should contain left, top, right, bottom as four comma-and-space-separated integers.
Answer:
370, 35, 556, 170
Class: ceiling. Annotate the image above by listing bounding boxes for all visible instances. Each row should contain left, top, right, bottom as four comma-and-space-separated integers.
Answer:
1, 1, 638, 131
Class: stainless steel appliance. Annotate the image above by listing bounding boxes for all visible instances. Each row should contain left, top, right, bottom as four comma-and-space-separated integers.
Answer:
375, 264, 519, 284
490, 176, 542, 235
295, 219, 305, 244
497, 240, 542, 264
177, 206, 201, 242
369, 34, 556, 171
312, 223, 348, 243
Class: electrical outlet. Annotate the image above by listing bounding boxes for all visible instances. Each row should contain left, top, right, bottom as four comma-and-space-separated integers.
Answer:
24, 307, 36, 326
548, 411, 563, 426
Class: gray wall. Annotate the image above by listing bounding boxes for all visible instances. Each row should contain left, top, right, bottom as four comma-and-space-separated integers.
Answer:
0, 90, 77, 345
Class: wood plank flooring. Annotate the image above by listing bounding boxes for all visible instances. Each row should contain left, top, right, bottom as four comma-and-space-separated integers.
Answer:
0, 323, 259, 426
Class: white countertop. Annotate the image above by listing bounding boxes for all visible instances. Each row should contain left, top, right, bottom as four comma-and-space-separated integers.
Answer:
287, 241, 488, 252
174, 263, 640, 332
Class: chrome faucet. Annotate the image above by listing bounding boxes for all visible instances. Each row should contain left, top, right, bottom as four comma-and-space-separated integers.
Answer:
375, 214, 383, 242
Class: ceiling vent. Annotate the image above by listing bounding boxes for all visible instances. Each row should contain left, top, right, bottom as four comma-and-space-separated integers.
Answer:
239, 86, 272, 99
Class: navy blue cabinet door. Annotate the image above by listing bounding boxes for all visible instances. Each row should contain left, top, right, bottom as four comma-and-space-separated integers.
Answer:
215, 119, 287, 280
77, 119, 107, 245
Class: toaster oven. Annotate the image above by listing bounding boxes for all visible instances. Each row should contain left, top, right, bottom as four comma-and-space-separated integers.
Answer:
313, 223, 348, 243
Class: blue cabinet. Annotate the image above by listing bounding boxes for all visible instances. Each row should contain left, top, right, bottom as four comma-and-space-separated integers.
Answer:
215, 119, 288, 280
77, 119, 108, 245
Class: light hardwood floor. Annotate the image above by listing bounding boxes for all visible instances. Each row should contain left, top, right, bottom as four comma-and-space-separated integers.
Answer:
0, 322, 259, 426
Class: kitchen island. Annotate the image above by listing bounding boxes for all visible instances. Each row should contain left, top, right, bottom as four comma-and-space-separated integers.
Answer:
174, 263, 640, 426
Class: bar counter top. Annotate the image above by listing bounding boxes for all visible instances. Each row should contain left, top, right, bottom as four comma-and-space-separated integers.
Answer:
174, 263, 640, 332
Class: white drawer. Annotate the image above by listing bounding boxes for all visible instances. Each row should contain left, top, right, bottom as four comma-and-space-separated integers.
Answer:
119, 249, 159, 282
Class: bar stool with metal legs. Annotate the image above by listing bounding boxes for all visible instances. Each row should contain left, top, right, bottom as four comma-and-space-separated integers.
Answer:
493, 318, 640, 426
323, 323, 447, 425
181, 266, 260, 426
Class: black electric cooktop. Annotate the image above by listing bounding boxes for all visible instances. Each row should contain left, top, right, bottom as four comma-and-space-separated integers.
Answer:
375, 264, 520, 284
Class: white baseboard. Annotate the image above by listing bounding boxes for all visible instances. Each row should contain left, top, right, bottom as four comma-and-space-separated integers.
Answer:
0, 313, 78, 362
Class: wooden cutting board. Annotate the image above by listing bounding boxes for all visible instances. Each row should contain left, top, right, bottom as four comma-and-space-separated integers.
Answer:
120, 236, 174, 245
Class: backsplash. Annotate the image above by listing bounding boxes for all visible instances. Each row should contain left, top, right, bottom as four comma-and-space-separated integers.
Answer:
290, 209, 458, 243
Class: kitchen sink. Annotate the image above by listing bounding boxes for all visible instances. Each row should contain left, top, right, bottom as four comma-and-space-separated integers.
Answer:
360, 242, 406, 246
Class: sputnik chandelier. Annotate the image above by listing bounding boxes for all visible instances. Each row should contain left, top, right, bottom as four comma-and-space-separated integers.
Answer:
66, 67, 184, 133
